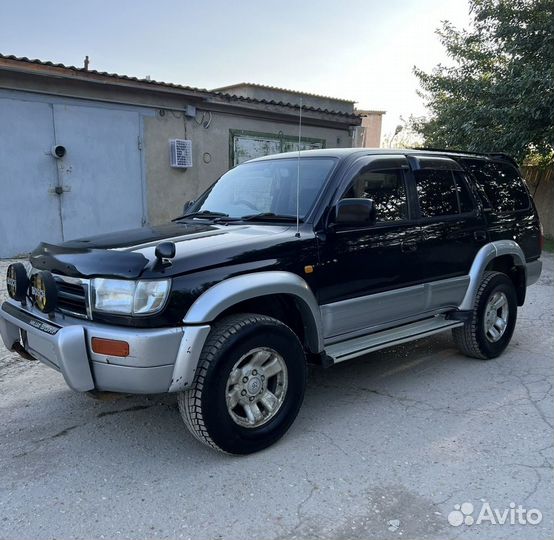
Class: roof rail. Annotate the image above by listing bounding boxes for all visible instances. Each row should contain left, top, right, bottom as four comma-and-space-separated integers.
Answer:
409, 146, 488, 157
486, 153, 519, 166
409, 147, 519, 166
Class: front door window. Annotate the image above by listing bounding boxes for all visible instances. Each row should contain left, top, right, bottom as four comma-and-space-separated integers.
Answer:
341, 168, 409, 223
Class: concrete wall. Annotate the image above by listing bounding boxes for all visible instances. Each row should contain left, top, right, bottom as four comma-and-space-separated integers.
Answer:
522, 165, 554, 239
143, 111, 351, 224
358, 112, 384, 148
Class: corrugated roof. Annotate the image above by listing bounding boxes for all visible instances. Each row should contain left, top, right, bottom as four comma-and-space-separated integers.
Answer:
0, 53, 361, 120
356, 109, 387, 115
211, 82, 356, 104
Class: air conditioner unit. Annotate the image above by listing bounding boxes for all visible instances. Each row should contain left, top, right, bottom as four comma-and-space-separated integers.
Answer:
169, 139, 193, 168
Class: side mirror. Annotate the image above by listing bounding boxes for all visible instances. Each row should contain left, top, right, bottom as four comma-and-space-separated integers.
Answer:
182, 200, 194, 214
155, 241, 176, 261
335, 198, 376, 227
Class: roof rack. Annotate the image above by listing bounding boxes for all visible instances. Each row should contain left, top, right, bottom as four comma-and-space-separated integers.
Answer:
409, 147, 519, 166
486, 153, 519, 166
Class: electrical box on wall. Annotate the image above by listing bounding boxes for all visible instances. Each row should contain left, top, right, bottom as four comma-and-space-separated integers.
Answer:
169, 139, 193, 168
184, 105, 197, 118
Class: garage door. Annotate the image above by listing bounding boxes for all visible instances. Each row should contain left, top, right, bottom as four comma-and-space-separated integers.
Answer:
0, 98, 63, 257
0, 96, 145, 258
53, 104, 144, 241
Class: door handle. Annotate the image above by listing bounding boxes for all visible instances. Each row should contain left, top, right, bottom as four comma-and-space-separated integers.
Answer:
401, 241, 418, 253
474, 230, 487, 241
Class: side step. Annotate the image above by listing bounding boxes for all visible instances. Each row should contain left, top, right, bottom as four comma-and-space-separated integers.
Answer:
325, 316, 464, 364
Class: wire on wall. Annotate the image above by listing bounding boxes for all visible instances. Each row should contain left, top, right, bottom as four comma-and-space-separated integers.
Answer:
194, 111, 213, 129
158, 106, 213, 138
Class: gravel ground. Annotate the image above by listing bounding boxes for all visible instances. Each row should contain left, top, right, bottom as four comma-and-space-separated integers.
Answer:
0, 255, 552, 540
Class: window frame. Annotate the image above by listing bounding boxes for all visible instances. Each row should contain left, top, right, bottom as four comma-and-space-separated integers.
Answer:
331, 160, 414, 230
413, 168, 478, 222
229, 129, 326, 167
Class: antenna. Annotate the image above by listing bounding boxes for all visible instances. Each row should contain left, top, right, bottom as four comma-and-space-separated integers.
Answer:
295, 98, 302, 238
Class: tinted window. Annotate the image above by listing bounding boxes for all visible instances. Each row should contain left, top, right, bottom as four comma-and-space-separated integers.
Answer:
461, 159, 530, 213
456, 174, 475, 213
342, 168, 408, 222
415, 170, 474, 218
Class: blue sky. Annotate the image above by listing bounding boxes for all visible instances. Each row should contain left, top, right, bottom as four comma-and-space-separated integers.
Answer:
1, 0, 470, 137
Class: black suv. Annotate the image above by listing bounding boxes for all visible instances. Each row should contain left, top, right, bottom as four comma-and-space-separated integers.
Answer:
0, 148, 543, 454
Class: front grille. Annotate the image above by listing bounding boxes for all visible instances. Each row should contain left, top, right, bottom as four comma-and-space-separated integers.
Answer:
54, 278, 90, 319
27, 268, 92, 320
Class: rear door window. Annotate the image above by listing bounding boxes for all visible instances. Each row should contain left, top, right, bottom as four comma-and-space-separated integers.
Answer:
414, 169, 474, 218
460, 159, 530, 213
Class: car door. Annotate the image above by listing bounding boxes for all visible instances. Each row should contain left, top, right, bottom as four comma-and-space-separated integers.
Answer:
406, 156, 488, 313
314, 155, 424, 341
408, 156, 488, 282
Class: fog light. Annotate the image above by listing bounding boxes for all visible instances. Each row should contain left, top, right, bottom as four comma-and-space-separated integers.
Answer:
30, 271, 58, 313
91, 337, 130, 357
7, 263, 29, 302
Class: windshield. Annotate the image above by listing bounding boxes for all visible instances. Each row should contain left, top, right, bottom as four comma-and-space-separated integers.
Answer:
186, 157, 336, 220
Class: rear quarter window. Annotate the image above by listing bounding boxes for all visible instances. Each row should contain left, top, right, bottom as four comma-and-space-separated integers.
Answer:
461, 159, 530, 213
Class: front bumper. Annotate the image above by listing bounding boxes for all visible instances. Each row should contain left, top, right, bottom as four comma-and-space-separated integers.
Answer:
0, 300, 210, 394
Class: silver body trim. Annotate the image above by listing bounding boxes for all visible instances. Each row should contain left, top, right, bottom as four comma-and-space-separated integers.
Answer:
321, 275, 469, 341
459, 240, 526, 310
168, 325, 211, 392
183, 271, 324, 353
526, 259, 542, 286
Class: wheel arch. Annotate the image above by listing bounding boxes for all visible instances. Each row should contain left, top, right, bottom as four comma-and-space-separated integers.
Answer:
183, 271, 324, 353
459, 240, 527, 310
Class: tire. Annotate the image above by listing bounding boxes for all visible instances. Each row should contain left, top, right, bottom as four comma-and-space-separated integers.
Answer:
453, 271, 518, 359
177, 313, 307, 454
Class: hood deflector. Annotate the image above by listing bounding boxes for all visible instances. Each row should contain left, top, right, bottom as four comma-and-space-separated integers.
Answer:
30, 243, 149, 279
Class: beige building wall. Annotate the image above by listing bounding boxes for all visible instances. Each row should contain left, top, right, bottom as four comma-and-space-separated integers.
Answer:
356, 111, 385, 148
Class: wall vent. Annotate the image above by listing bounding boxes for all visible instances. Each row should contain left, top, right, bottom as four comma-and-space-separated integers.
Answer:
169, 139, 193, 168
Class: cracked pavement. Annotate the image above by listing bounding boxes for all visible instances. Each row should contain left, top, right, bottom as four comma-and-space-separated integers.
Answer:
0, 255, 552, 540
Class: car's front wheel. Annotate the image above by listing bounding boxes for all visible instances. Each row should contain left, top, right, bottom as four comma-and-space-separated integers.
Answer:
178, 313, 306, 454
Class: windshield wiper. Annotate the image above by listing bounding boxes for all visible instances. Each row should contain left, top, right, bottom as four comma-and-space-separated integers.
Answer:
240, 213, 302, 222
172, 210, 229, 222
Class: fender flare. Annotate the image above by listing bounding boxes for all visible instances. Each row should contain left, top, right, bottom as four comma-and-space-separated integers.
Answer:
183, 271, 324, 353
459, 240, 526, 310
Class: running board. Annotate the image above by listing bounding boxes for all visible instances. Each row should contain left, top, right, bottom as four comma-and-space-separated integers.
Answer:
325, 316, 464, 364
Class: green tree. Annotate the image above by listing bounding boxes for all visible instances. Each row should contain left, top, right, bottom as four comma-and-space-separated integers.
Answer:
413, 0, 554, 165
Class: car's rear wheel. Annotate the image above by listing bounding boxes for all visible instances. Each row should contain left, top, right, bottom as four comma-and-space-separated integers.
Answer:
453, 271, 518, 359
178, 313, 306, 454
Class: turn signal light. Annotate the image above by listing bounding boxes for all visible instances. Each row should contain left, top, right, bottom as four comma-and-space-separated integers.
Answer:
91, 337, 130, 357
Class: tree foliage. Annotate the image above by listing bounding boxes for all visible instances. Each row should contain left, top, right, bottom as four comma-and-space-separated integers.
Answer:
413, 0, 554, 164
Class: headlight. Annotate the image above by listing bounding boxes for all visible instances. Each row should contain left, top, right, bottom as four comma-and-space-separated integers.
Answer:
134, 280, 171, 314
92, 278, 171, 315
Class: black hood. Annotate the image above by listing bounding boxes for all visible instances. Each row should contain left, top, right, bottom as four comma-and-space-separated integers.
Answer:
30, 221, 297, 279
61, 222, 216, 250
